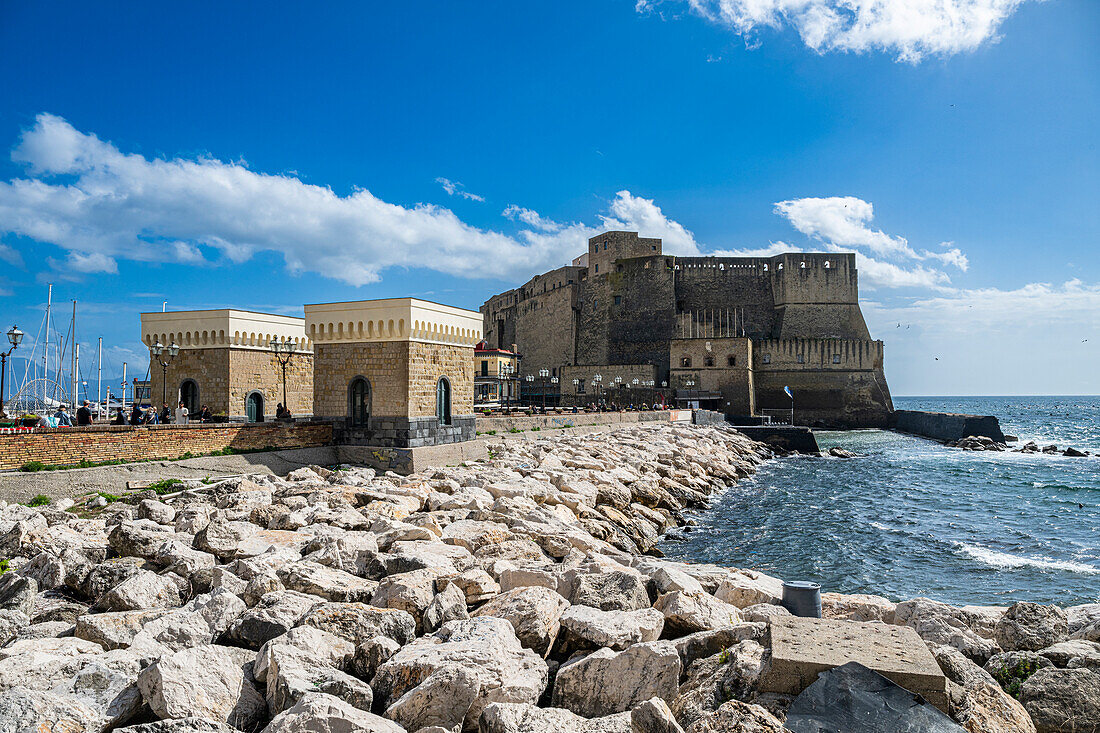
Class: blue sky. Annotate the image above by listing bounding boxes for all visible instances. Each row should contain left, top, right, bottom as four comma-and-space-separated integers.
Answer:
0, 0, 1097, 396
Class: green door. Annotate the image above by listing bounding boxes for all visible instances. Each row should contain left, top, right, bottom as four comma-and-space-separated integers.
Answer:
246, 393, 264, 423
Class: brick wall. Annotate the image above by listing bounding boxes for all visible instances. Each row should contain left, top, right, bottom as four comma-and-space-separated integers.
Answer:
0, 422, 332, 471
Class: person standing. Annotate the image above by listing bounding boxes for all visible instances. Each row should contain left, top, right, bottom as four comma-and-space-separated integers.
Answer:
160, 403, 170, 424
76, 400, 93, 426
174, 401, 189, 425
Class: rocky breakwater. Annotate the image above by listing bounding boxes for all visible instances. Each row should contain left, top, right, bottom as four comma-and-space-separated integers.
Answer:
0, 422, 1092, 733
948, 435, 1092, 457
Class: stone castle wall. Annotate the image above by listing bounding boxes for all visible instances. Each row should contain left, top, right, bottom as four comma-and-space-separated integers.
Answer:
312, 341, 410, 419
480, 233, 893, 427
149, 347, 313, 420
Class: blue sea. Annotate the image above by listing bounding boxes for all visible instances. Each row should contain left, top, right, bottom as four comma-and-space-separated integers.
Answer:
661, 396, 1100, 607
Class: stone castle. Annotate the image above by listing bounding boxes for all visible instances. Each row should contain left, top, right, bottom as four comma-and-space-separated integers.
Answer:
481, 231, 893, 427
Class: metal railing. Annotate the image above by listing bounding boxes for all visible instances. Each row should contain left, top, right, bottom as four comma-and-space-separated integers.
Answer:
760, 408, 794, 425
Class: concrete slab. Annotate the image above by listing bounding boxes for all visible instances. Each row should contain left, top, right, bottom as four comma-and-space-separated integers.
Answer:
762, 615, 949, 713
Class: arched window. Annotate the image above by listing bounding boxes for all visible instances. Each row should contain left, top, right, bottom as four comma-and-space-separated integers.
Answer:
179, 379, 199, 414
436, 377, 452, 426
348, 377, 370, 427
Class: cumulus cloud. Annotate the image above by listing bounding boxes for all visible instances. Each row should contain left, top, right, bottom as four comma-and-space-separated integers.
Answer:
502, 205, 562, 232
2, 114, 673, 286
772, 195, 967, 289
436, 177, 485, 202
639, 0, 1041, 62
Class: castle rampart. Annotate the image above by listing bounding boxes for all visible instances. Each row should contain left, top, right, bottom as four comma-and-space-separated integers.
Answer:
481, 231, 892, 427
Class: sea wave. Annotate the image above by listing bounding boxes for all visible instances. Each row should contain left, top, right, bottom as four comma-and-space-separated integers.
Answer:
958, 544, 1100, 574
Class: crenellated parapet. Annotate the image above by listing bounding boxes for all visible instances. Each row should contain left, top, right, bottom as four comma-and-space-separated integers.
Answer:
305, 298, 482, 347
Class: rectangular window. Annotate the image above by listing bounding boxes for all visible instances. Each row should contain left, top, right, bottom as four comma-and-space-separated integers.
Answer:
480, 360, 489, 376
613, 295, 622, 306
762, 354, 771, 364
727, 355, 736, 367
832, 354, 841, 364
595, 264, 599, 273
704, 356, 714, 367
797, 354, 805, 364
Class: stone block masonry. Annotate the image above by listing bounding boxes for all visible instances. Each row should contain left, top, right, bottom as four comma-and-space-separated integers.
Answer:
0, 422, 332, 471
893, 410, 1006, 443
762, 615, 950, 713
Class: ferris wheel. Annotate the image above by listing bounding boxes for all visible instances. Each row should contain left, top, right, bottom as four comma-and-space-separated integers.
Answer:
7, 378, 71, 416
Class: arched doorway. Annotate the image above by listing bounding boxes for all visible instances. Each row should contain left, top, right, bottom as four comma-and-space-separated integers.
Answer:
246, 392, 264, 423
436, 377, 452, 426
180, 380, 199, 414
348, 377, 370, 427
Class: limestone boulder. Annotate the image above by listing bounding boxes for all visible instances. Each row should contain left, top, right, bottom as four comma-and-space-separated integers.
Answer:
672, 624, 768, 673
384, 664, 480, 732
0, 610, 29, 647
568, 571, 651, 612
952, 682, 1037, 733
0, 574, 37, 617
654, 591, 743, 635
262, 643, 373, 715
115, 719, 236, 732
441, 519, 513, 553
1019, 667, 1100, 733
297, 601, 417, 646
226, 590, 319, 649
558, 605, 665, 651
1066, 603, 1100, 642
650, 566, 706, 596
108, 520, 179, 561
155, 540, 216, 578
479, 701, 633, 732
632, 697, 687, 733
422, 582, 469, 632
372, 617, 548, 730
820, 592, 896, 624
0, 686, 99, 733
552, 641, 681, 717
670, 641, 770, 728
254, 626, 354, 683
472, 585, 570, 656
351, 636, 401, 682
713, 571, 783, 609
98, 570, 183, 612
440, 568, 500, 605
1038, 639, 1100, 670
277, 560, 376, 603
995, 603, 1069, 653
897, 598, 1002, 664
137, 645, 266, 729
371, 568, 440, 629
57, 651, 146, 731
683, 700, 786, 733
261, 692, 404, 733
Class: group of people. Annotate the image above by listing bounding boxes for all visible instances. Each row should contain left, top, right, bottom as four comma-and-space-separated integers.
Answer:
44, 400, 215, 427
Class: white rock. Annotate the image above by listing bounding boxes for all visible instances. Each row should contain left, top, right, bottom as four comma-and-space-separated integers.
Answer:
713, 570, 783, 608
472, 586, 571, 657
551, 641, 681, 717
261, 692, 404, 733
559, 605, 665, 651
373, 617, 548, 730
137, 645, 266, 729
653, 592, 743, 635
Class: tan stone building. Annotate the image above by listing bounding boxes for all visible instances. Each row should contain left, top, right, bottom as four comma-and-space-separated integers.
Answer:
140, 310, 314, 421
304, 298, 481, 447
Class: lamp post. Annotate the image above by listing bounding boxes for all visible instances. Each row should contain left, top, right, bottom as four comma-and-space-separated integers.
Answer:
524, 374, 534, 407
150, 340, 179, 407
550, 376, 559, 408
270, 337, 298, 415
538, 368, 549, 410
593, 373, 603, 406
499, 361, 515, 410
0, 325, 24, 418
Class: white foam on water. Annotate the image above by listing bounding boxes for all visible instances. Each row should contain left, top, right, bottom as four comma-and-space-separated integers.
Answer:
958, 544, 1100, 574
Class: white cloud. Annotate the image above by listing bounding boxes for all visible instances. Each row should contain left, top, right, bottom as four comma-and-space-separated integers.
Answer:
502, 205, 562, 232
435, 177, 485, 202
642, 0, 1040, 62
48, 251, 119, 274
2, 114, 648, 286
770, 195, 967, 289
600, 190, 702, 256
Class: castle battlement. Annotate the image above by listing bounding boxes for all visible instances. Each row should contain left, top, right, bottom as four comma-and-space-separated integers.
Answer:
481, 231, 892, 428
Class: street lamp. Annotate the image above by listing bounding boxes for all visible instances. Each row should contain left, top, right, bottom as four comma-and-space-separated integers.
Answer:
271, 338, 298, 416
550, 376, 559, 408
538, 369, 550, 409
150, 340, 180, 407
525, 374, 534, 406
0, 325, 24, 418
499, 361, 515, 410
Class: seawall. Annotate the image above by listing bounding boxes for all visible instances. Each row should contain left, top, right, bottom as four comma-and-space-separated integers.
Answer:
893, 409, 1006, 443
